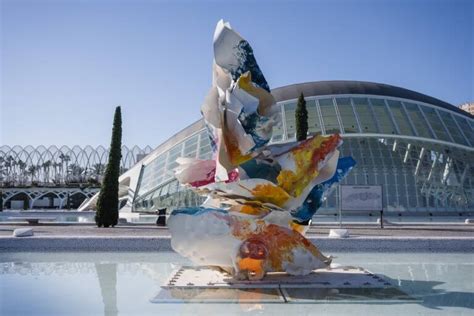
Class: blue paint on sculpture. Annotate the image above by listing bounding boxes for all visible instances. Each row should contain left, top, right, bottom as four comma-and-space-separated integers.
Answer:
239, 112, 272, 150
291, 157, 356, 222
171, 207, 228, 217
233, 40, 270, 92
239, 158, 281, 183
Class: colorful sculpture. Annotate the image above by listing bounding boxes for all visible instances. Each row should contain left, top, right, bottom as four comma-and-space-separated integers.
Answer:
168, 20, 355, 280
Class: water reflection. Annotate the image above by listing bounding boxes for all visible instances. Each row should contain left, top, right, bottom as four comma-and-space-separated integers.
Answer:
95, 263, 118, 316
0, 253, 472, 315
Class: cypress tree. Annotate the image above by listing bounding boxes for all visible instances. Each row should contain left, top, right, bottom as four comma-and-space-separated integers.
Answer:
95, 106, 122, 227
295, 92, 308, 141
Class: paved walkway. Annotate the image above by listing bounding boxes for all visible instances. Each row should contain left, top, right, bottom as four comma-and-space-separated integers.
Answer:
0, 223, 473, 238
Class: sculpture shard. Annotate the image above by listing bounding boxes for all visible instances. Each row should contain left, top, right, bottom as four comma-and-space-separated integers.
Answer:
169, 20, 355, 280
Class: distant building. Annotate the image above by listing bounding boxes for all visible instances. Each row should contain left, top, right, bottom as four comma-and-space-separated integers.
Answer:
109, 81, 473, 215
0, 145, 152, 209
460, 102, 474, 115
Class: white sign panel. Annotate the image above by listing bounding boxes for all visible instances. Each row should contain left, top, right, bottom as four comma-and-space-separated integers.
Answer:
341, 185, 383, 211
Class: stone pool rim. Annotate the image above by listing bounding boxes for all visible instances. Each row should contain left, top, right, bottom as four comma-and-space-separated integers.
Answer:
1, 236, 473, 253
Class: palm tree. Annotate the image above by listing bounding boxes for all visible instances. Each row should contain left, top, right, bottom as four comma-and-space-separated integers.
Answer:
4, 156, 13, 184
42, 160, 52, 183
27, 165, 38, 183
93, 163, 104, 175
0, 157, 5, 184
92, 163, 105, 182
68, 164, 85, 183
59, 154, 71, 183
17, 160, 27, 185
52, 162, 61, 185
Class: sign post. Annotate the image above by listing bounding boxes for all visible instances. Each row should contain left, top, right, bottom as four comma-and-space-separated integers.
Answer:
338, 184, 342, 229
328, 184, 349, 238
340, 185, 383, 229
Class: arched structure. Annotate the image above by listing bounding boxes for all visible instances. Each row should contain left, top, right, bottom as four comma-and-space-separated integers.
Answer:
2, 187, 99, 210
0, 145, 152, 187
116, 81, 473, 214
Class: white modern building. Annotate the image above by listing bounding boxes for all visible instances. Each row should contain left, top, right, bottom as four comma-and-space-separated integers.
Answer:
97, 81, 474, 215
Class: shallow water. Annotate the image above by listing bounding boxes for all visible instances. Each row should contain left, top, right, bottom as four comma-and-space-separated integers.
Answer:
0, 252, 472, 315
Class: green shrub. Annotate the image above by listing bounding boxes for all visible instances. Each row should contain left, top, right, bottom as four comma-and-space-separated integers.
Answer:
295, 92, 308, 141
95, 106, 122, 227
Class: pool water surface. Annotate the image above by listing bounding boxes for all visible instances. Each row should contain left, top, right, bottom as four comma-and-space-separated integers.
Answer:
0, 252, 472, 315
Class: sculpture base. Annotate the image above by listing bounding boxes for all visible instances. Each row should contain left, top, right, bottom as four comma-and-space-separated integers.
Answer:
151, 265, 416, 304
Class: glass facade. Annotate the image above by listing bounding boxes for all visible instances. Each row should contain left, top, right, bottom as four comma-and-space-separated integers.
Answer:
132, 93, 474, 214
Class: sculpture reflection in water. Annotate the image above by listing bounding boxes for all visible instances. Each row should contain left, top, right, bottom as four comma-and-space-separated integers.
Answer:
168, 20, 356, 280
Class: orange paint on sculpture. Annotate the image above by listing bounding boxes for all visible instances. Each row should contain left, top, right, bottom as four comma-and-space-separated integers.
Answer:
290, 221, 307, 235
229, 216, 330, 277
238, 257, 265, 279
254, 224, 329, 271
237, 204, 269, 216
222, 118, 253, 167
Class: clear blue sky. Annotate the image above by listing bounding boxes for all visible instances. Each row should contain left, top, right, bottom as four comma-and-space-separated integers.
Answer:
1, 0, 472, 147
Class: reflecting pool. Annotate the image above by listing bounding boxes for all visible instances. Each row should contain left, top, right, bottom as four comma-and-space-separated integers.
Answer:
0, 252, 472, 315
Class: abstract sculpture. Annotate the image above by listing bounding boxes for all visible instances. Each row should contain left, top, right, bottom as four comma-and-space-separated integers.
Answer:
168, 20, 355, 280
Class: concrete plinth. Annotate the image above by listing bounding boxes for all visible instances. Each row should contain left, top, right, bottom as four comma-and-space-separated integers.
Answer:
151, 265, 414, 304
329, 228, 350, 238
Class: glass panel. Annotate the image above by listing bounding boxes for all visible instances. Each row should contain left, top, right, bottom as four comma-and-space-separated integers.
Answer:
184, 135, 198, 147
183, 135, 198, 156
165, 144, 183, 178
168, 180, 178, 195
386, 100, 415, 136
453, 116, 474, 146
419, 105, 451, 141
403, 102, 433, 138
199, 131, 211, 147
198, 143, 212, 159
271, 105, 285, 140
137, 152, 168, 196
370, 98, 397, 135
318, 98, 341, 134
271, 134, 283, 142
439, 112, 469, 146
284, 102, 296, 140
168, 144, 183, 157
352, 98, 378, 133
306, 100, 322, 135
335, 98, 359, 133
183, 150, 197, 158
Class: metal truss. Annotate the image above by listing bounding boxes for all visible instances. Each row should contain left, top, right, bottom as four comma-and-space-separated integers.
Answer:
1, 187, 99, 209
0, 145, 152, 187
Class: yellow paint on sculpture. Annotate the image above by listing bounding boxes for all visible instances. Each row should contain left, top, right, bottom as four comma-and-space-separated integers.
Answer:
277, 134, 341, 197
237, 72, 276, 116
251, 183, 290, 207
238, 204, 269, 216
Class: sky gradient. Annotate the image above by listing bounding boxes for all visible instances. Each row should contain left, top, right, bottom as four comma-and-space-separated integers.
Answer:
1, 0, 473, 147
